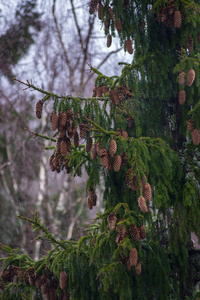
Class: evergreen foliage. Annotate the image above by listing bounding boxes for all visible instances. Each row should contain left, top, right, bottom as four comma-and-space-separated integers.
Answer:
1, 0, 200, 299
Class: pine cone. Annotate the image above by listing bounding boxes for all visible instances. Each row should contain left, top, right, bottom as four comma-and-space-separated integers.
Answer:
198, 32, 200, 44
121, 152, 127, 166
135, 260, 142, 275
51, 113, 59, 131
27, 267, 35, 286
41, 277, 50, 295
35, 274, 43, 288
79, 124, 88, 138
129, 224, 140, 241
35, 100, 43, 119
125, 39, 133, 54
92, 86, 97, 97
56, 138, 62, 155
187, 119, 193, 132
107, 213, 117, 231
187, 36, 193, 52
17, 269, 23, 282
179, 71, 185, 86
89, 0, 98, 14
60, 140, 69, 157
86, 137, 93, 153
186, 69, 195, 86
143, 183, 152, 202
178, 90, 186, 106
126, 115, 133, 128
139, 225, 146, 240
138, 196, 148, 213
87, 196, 93, 210
115, 18, 122, 32
129, 248, 138, 267
98, 3, 103, 19
122, 131, 128, 139
66, 109, 74, 121
109, 89, 119, 106
96, 86, 103, 97
88, 187, 97, 206
49, 287, 56, 300
58, 112, 67, 129
23, 270, 30, 285
59, 128, 66, 138
126, 169, 139, 191
49, 154, 56, 172
73, 131, 79, 148
108, 6, 114, 20
109, 139, 117, 157
91, 144, 97, 159
191, 129, 200, 146
174, 10, 181, 29
107, 35, 112, 48
113, 154, 122, 172
59, 271, 67, 290
102, 85, 109, 95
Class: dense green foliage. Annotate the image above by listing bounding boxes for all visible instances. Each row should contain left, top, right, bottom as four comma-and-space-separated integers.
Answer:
0, 0, 200, 299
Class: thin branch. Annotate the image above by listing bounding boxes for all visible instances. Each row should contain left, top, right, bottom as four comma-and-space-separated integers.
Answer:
24, 128, 57, 142
83, 115, 116, 135
70, 0, 84, 51
0, 161, 12, 170
84, 48, 123, 87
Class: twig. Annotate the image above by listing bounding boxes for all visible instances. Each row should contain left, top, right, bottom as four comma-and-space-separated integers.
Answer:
24, 128, 57, 142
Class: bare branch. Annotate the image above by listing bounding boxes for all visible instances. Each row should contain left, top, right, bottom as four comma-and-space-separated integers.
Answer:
70, 0, 84, 52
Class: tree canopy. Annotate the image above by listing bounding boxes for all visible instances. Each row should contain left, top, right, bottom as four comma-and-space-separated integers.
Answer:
0, 0, 200, 299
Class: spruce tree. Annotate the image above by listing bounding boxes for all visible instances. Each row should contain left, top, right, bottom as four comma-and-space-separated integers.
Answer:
1, 0, 200, 299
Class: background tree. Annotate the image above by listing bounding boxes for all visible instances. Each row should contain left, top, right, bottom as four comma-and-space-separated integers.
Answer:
0, 0, 200, 299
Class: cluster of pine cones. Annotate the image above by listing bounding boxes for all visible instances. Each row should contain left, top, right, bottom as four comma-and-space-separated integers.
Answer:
178, 69, 195, 106
92, 84, 133, 106
187, 119, 200, 146
157, 0, 182, 28
90, 138, 127, 173
0, 266, 69, 299
107, 213, 145, 274
89, 0, 133, 53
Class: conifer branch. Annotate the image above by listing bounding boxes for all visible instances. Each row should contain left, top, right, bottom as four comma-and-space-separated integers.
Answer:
24, 128, 57, 142
83, 115, 116, 135
17, 212, 67, 250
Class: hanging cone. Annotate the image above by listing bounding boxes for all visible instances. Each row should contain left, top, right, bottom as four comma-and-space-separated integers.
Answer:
107, 35, 112, 48
59, 128, 66, 138
92, 86, 97, 97
56, 138, 62, 155
135, 260, 142, 275
125, 39, 133, 54
117, 86, 126, 102
59, 271, 67, 290
178, 90, 186, 106
126, 115, 133, 128
60, 140, 69, 157
174, 10, 182, 28
186, 36, 193, 52
139, 225, 146, 240
187, 119, 193, 132
91, 144, 97, 159
79, 124, 88, 138
49, 286, 56, 299
66, 109, 74, 121
35, 274, 43, 288
129, 224, 140, 241
122, 131, 128, 139
98, 3, 103, 19
108, 6, 114, 20
35, 100, 43, 119
64, 158, 70, 173
87, 196, 93, 210
121, 152, 127, 166
27, 267, 35, 286
107, 213, 117, 231
143, 183, 152, 202
17, 269, 23, 282
126, 259, 132, 271
191, 129, 200, 146
96, 141, 101, 155
49, 154, 56, 172
88, 187, 97, 206
58, 112, 67, 129
129, 248, 138, 267
89, 0, 98, 14
86, 137, 93, 153
138, 196, 148, 213
23, 270, 30, 285
115, 18, 122, 32
186, 69, 195, 86
113, 154, 122, 172
109, 89, 119, 106
73, 131, 79, 148
179, 71, 185, 86
51, 113, 59, 131
96, 86, 103, 97
100, 154, 109, 168
102, 85, 109, 95
109, 139, 117, 157
41, 277, 50, 295
116, 128, 122, 136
